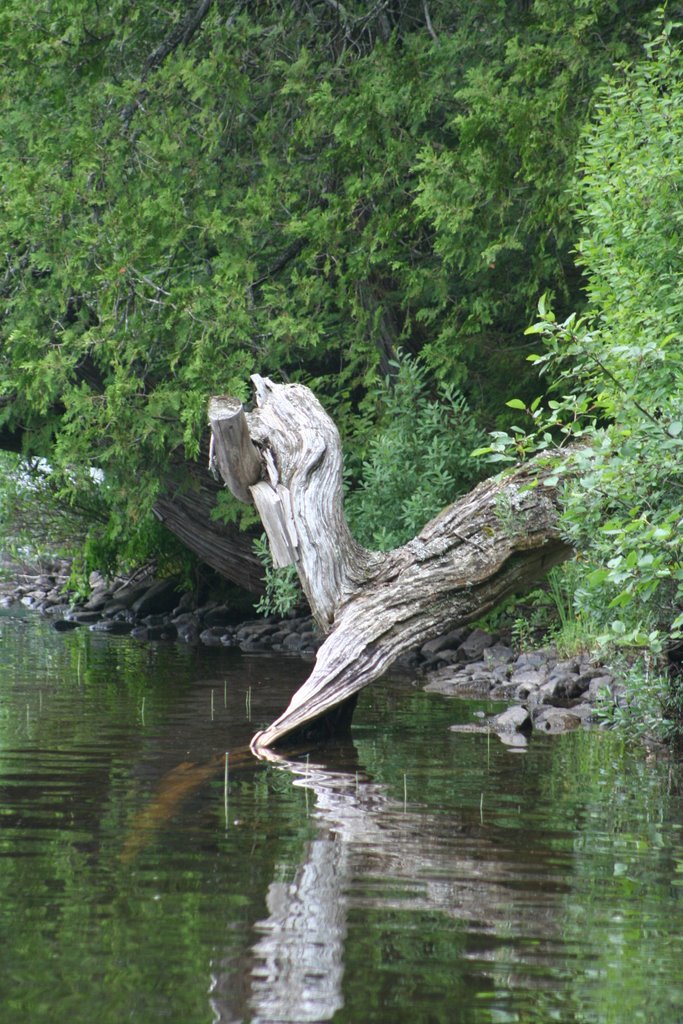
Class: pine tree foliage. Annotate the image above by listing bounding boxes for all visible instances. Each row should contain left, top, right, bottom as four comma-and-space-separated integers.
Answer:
0, 0, 663, 570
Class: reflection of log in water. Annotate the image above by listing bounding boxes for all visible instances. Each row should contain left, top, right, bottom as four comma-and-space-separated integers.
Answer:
248, 835, 348, 1023
209, 748, 568, 1024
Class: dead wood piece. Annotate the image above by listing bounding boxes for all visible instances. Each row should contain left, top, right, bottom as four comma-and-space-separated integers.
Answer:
208, 395, 262, 504
208, 376, 572, 750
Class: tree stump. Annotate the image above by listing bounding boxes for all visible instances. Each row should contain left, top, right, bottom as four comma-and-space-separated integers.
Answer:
209, 376, 572, 750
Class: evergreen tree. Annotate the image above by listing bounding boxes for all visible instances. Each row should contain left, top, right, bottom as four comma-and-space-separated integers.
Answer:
0, 0, 663, 577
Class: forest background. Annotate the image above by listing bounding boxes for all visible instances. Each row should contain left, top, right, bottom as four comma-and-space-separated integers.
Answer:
0, 0, 681, 736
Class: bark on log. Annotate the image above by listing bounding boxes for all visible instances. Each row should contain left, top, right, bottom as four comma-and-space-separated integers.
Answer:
209, 376, 572, 750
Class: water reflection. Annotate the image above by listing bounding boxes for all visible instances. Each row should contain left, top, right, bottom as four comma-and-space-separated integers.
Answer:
210, 740, 569, 1024
2, 617, 683, 1024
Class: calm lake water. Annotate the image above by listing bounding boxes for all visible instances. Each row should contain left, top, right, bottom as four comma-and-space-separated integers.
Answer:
1, 609, 683, 1024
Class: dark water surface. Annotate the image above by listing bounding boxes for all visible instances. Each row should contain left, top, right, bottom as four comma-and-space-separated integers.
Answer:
1, 611, 683, 1024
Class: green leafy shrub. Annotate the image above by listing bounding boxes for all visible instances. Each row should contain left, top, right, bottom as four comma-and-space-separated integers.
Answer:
0, 453, 103, 565
253, 534, 303, 619
345, 354, 486, 550
477, 23, 683, 733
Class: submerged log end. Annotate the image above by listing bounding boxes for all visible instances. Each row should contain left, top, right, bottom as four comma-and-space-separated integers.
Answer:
251, 693, 359, 753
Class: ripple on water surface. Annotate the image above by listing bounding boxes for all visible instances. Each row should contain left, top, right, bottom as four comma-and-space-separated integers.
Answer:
1, 616, 683, 1024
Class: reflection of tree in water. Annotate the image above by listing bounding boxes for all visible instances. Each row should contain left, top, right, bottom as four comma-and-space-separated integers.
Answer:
209, 744, 567, 1024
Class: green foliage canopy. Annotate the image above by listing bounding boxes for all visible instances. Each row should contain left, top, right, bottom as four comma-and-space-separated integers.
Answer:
0, 0, 663, 571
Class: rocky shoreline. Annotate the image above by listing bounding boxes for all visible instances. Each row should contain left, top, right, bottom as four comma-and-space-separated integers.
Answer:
1, 565, 621, 740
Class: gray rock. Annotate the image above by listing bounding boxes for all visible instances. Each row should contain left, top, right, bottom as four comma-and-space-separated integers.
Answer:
430, 648, 460, 665
492, 706, 531, 733
131, 577, 183, 616
175, 591, 196, 613
509, 668, 547, 693
171, 612, 199, 628
113, 609, 136, 623
65, 610, 102, 624
497, 731, 529, 749
483, 643, 515, 667
130, 626, 151, 641
462, 660, 486, 674
108, 582, 152, 611
538, 676, 571, 704
569, 703, 595, 725
469, 671, 496, 691
268, 629, 292, 643
514, 648, 556, 670
564, 673, 592, 699
425, 671, 494, 698
129, 623, 175, 641
177, 623, 199, 645
83, 586, 111, 611
237, 622, 279, 641
203, 605, 237, 628
489, 682, 517, 699
491, 664, 512, 685
393, 650, 422, 669
200, 627, 228, 646
195, 601, 218, 620
43, 602, 71, 617
421, 628, 469, 658
88, 620, 134, 635
455, 628, 495, 663
533, 707, 583, 733
142, 613, 170, 627
102, 599, 132, 616
449, 722, 492, 735
282, 632, 304, 651
588, 675, 613, 701
53, 619, 80, 631
548, 657, 581, 678
239, 638, 270, 652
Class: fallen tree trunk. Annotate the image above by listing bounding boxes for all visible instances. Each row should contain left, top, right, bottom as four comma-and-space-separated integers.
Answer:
153, 446, 265, 595
209, 376, 573, 750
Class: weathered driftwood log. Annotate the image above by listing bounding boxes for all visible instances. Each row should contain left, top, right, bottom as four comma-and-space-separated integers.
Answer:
209, 376, 572, 750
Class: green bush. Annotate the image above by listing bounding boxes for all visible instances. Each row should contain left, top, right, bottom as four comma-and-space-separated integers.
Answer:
0, 453, 101, 564
345, 354, 486, 550
478, 23, 683, 734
